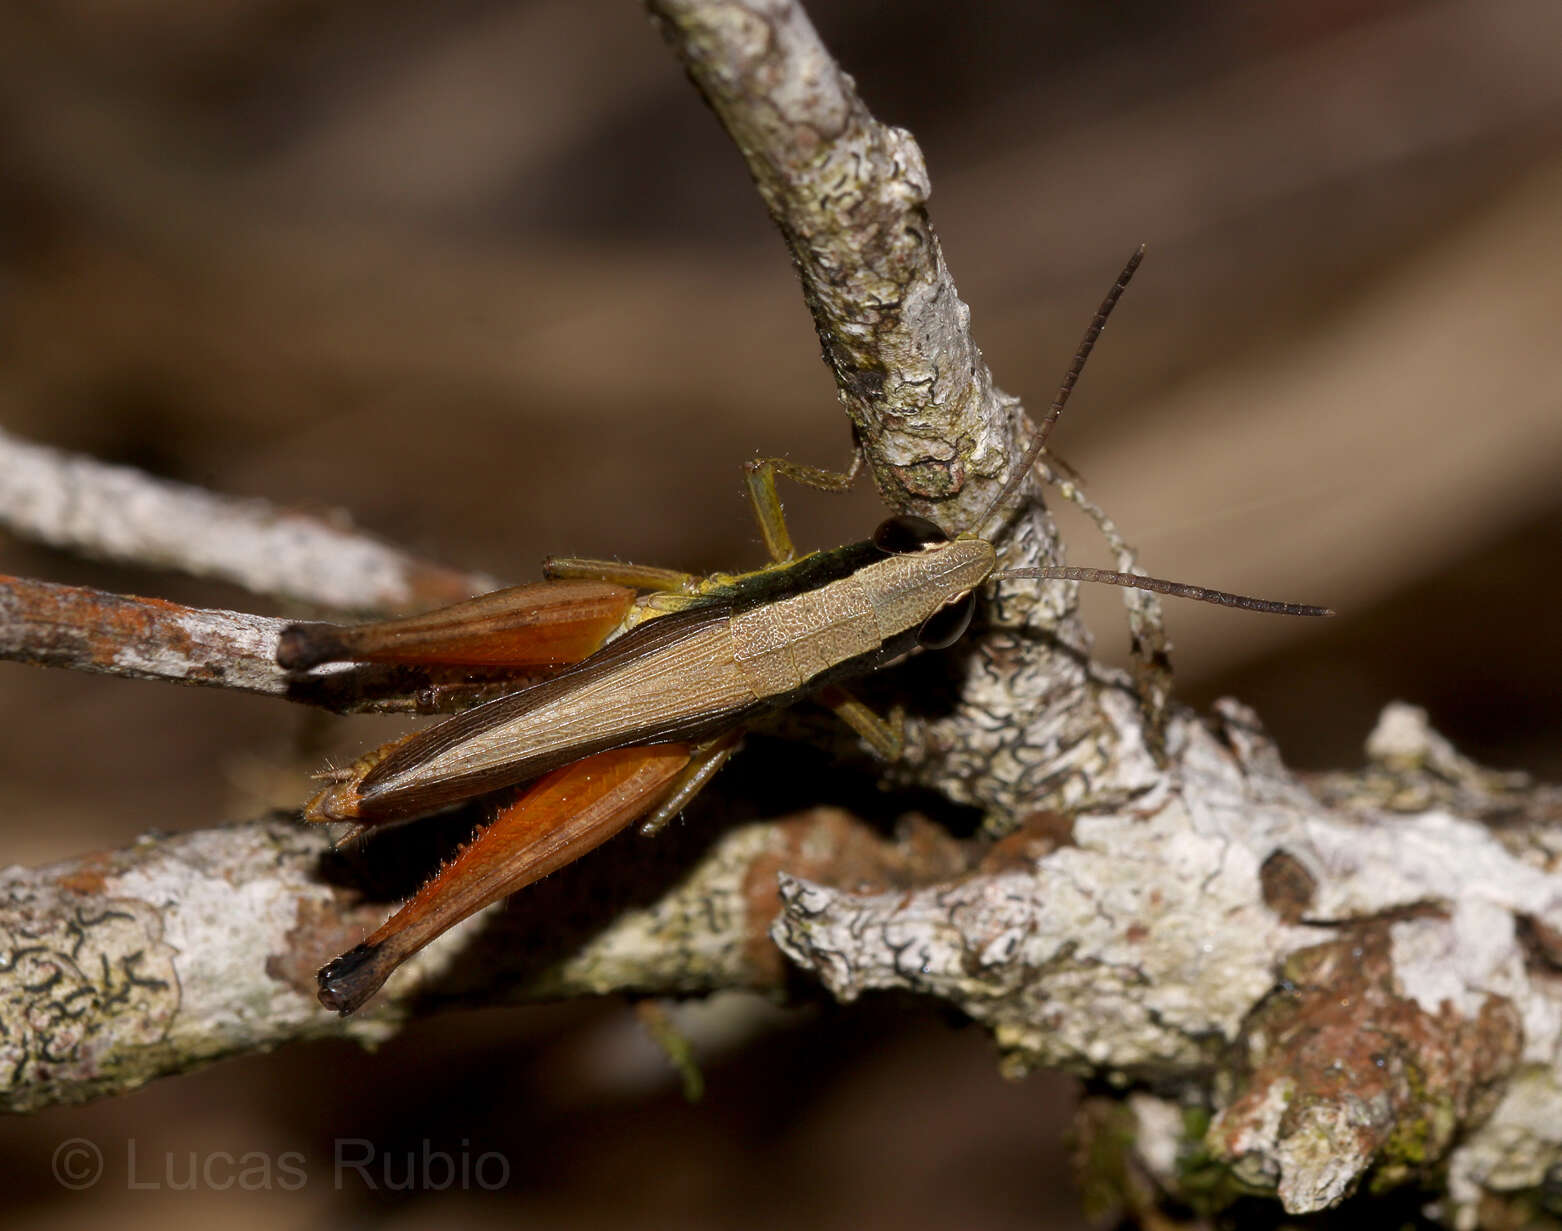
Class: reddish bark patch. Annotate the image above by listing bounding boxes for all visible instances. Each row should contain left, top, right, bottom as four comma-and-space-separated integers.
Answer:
266, 893, 382, 1001
1259, 849, 1317, 923
2, 575, 214, 671
54, 852, 113, 896
978, 810, 1075, 873
1213, 923, 1522, 1198
741, 809, 966, 984
399, 559, 493, 610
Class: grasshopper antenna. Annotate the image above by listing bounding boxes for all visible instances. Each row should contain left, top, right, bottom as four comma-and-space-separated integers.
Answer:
991, 565, 1333, 617
978, 243, 1146, 536
977, 243, 1333, 619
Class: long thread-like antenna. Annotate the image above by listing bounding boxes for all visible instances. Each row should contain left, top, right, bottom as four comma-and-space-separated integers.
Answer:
992, 565, 1333, 617
977, 243, 1146, 535
972, 244, 1332, 620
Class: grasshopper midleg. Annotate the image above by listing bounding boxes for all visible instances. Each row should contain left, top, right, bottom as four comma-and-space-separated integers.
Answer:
284, 247, 1332, 1014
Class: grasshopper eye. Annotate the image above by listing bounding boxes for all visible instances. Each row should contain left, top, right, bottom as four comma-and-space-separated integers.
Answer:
917, 593, 975, 649
872, 515, 946, 555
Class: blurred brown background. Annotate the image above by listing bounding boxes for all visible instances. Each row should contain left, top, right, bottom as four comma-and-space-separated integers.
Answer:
2, 0, 1560, 1227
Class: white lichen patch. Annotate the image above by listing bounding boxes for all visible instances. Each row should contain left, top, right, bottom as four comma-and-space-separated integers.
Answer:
1390, 904, 1532, 1032
1129, 1092, 1189, 1184
1301, 809, 1562, 926
1367, 702, 1465, 769
113, 829, 341, 1031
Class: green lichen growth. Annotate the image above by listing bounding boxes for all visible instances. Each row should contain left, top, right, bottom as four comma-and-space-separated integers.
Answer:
1078, 1099, 1271, 1223
1372, 1052, 1457, 1192
1178, 1143, 1274, 1217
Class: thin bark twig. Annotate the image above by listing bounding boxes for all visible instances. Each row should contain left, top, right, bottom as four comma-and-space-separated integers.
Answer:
0, 574, 505, 714
0, 426, 496, 614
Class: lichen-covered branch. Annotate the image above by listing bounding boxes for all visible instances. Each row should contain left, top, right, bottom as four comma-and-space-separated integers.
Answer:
773, 701, 1562, 1225
0, 426, 495, 613
0, 804, 960, 1112
647, 0, 1008, 522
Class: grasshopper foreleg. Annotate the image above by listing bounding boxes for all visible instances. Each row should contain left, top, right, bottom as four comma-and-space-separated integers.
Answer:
541, 557, 698, 592
743, 451, 864, 564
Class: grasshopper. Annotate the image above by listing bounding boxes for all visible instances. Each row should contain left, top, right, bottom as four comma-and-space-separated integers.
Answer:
279, 248, 1330, 1014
